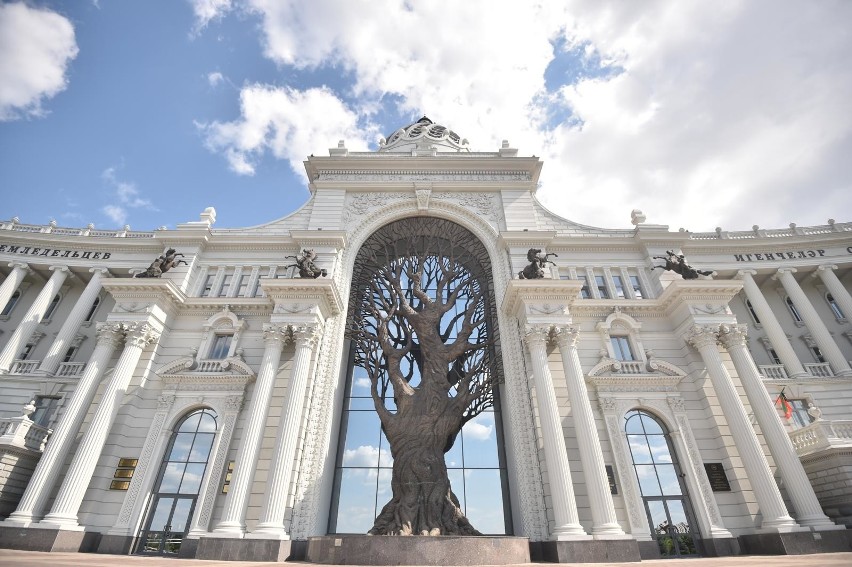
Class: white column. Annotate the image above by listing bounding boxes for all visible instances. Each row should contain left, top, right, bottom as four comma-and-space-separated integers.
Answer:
252, 324, 320, 537
0, 262, 30, 311
4, 323, 123, 526
213, 324, 289, 536
815, 264, 852, 324
685, 324, 800, 531
0, 265, 72, 373
40, 322, 160, 528
775, 268, 852, 376
523, 326, 588, 539
37, 268, 110, 375
736, 270, 807, 379
718, 324, 840, 530
553, 326, 625, 537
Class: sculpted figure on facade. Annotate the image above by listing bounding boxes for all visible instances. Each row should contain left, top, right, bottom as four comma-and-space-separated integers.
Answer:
652, 250, 713, 279
518, 248, 557, 279
135, 248, 187, 278
284, 248, 327, 278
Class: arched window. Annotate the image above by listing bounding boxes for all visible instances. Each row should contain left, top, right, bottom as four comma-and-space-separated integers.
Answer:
1, 290, 21, 317
84, 296, 101, 322
826, 293, 844, 320
43, 293, 61, 321
745, 299, 761, 325
331, 217, 510, 536
625, 409, 700, 557
138, 408, 217, 555
785, 296, 803, 323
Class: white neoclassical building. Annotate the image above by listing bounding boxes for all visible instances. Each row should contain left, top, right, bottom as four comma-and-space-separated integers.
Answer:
0, 117, 850, 562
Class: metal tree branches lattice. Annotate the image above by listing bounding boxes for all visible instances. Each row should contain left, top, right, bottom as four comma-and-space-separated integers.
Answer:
347, 218, 499, 536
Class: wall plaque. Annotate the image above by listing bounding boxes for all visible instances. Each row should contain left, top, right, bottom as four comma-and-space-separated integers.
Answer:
704, 462, 731, 492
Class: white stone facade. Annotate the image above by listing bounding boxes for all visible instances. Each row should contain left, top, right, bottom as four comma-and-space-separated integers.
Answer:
0, 119, 850, 559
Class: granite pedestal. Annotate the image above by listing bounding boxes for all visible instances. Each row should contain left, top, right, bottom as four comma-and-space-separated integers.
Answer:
739, 529, 852, 555
531, 538, 641, 563
194, 536, 293, 562
0, 525, 100, 552
306, 535, 530, 565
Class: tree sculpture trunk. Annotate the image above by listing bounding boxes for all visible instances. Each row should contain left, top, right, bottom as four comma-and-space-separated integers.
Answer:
349, 220, 496, 536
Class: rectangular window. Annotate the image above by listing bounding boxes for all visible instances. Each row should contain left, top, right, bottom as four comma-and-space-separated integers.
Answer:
810, 346, 826, 363
630, 275, 643, 299
19, 343, 35, 360
578, 276, 591, 299
595, 275, 609, 299
768, 348, 782, 365
219, 274, 233, 297
209, 335, 233, 360
787, 399, 813, 429
200, 274, 214, 297
62, 346, 78, 363
610, 336, 635, 361
612, 275, 626, 298
236, 274, 249, 297
32, 395, 61, 427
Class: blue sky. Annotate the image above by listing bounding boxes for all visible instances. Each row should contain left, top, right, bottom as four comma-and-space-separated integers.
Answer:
1, 1, 850, 233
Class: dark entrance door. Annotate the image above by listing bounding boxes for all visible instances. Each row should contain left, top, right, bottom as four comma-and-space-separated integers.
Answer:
138, 495, 196, 555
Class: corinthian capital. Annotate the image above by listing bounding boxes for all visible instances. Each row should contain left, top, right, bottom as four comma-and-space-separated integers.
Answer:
124, 322, 161, 349
95, 322, 125, 348
552, 325, 580, 349
292, 323, 322, 349
717, 323, 749, 349
522, 325, 551, 349
262, 323, 290, 345
685, 324, 720, 350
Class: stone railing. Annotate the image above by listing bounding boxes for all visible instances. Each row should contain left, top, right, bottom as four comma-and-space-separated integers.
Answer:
759, 364, 788, 380
0, 218, 154, 238
618, 361, 645, 374
689, 220, 851, 240
789, 420, 852, 457
9, 360, 39, 375
804, 363, 833, 377
0, 416, 52, 452
56, 362, 86, 377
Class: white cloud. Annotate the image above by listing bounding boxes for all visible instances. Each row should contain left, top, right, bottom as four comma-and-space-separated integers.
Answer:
0, 3, 78, 120
342, 444, 393, 468
208, 71, 224, 87
199, 1, 852, 230
100, 166, 158, 227
198, 85, 374, 177
354, 377, 371, 390
188, 0, 234, 33
464, 412, 494, 441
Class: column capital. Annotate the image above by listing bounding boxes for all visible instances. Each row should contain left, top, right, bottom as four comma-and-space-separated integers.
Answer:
685, 324, 720, 350
89, 267, 112, 278
291, 323, 322, 348
262, 323, 290, 346
814, 264, 838, 275
552, 325, 580, 349
123, 322, 160, 349
48, 265, 74, 279
735, 269, 757, 279
522, 325, 551, 348
773, 267, 797, 280
7, 261, 32, 274
717, 323, 749, 349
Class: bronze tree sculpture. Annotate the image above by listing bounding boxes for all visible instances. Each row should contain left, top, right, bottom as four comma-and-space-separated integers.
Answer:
347, 218, 498, 536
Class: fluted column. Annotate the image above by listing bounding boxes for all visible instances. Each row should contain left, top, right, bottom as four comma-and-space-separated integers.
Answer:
553, 326, 625, 537
4, 323, 124, 525
736, 270, 807, 379
815, 264, 852, 323
38, 268, 110, 375
0, 262, 30, 313
214, 324, 289, 536
252, 324, 320, 537
0, 265, 71, 373
40, 322, 160, 528
686, 324, 799, 531
718, 324, 840, 530
775, 268, 851, 376
523, 326, 588, 539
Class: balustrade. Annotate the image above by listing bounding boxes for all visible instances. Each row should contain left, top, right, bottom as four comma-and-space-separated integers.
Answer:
759, 364, 788, 380
56, 362, 86, 377
804, 363, 833, 377
789, 420, 852, 456
0, 416, 52, 452
9, 360, 39, 374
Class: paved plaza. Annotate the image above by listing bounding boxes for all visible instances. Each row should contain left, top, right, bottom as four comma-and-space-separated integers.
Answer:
2, 550, 852, 567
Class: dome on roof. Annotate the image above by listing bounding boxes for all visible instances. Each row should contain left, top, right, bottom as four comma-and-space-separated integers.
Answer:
378, 116, 469, 153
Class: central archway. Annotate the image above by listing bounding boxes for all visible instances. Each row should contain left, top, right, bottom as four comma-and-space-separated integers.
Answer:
329, 217, 511, 535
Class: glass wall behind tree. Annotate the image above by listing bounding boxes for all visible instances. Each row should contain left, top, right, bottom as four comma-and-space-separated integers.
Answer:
330, 217, 511, 535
